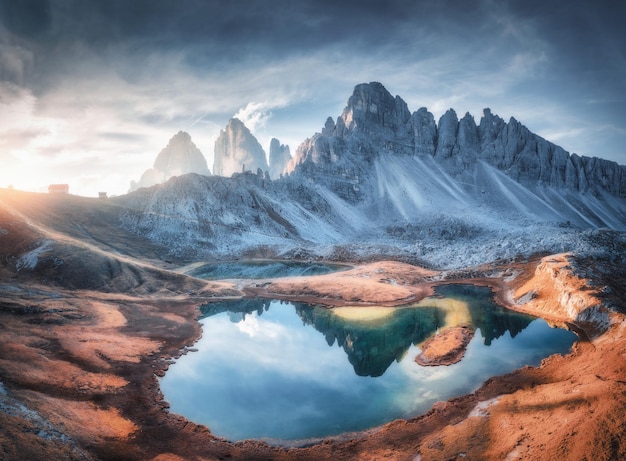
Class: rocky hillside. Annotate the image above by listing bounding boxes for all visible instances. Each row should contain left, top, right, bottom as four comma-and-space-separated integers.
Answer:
114, 83, 626, 267
290, 82, 626, 198
0, 189, 207, 292
288, 83, 626, 229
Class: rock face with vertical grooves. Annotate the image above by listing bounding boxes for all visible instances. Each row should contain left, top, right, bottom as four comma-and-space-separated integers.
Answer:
119, 82, 626, 266
268, 138, 291, 179
213, 118, 269, 177
288, 81, 626, 199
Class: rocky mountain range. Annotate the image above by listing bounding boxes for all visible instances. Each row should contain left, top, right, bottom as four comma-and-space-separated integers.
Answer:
289, 82, 625, 201
116, 82, 626, 268
212, 118, 292, 179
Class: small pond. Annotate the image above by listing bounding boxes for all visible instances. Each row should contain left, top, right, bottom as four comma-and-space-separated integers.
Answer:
188, 260, 346, 280
160, 284, 577, 444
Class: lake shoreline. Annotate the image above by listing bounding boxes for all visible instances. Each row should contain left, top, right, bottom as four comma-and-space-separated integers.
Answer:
160, 286, 575, 442
1, 253, 624, 459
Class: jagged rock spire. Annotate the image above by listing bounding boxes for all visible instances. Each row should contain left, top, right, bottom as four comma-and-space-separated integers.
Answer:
129, 131, 209, 192
269, 138, 291, 179
213, 118, 268, 177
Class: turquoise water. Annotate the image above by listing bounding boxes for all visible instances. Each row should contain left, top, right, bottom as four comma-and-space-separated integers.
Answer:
160, 285, 577, 443
189, 260, 346, 280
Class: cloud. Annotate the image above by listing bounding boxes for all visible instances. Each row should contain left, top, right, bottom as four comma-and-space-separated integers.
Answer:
0, 0, 52, 37
233, 102, 274, 134
0, 43, 34, 85
236, 314, 285, 339
0, 83, 37, 127
0, 0, 624, 196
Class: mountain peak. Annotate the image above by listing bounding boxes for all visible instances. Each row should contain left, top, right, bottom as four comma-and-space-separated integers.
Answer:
289, 82, 626, 202
153, 131, 207, 173
269, 138, 292, 179
341, 82, 410, 133
129, 131, 209, 192
120, 82, 626, 269
213, 118, 269, 177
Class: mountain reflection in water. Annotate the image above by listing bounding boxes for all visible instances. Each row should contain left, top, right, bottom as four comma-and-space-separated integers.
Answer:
200, 285, 533, 377
164, 284, 576, 442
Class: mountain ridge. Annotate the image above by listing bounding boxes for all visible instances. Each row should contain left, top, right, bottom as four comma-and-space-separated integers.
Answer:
289, 82, 625, 198
115, 82, 626, 268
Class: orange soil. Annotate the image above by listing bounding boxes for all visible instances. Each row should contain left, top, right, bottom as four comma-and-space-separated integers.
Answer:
0, 256, 624, 460
415, 326, 475, 366
244, 260, 439, 305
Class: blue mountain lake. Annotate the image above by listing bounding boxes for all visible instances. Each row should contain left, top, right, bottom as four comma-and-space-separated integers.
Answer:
188, 260, 346, 280
160, 284, 577, 444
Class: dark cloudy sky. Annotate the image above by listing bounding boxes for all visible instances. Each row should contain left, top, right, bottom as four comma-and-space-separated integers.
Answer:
1, 0, 624, 196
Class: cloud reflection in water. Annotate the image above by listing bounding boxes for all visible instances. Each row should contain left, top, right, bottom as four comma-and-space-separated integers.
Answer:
161, 288, 577, 442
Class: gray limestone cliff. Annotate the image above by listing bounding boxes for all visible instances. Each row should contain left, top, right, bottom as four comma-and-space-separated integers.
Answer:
269, 138, 291, 179
213, 118, 269, 177
289, 81, 626, 199
118, 83, 626, 265
412, 107, 437, 156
